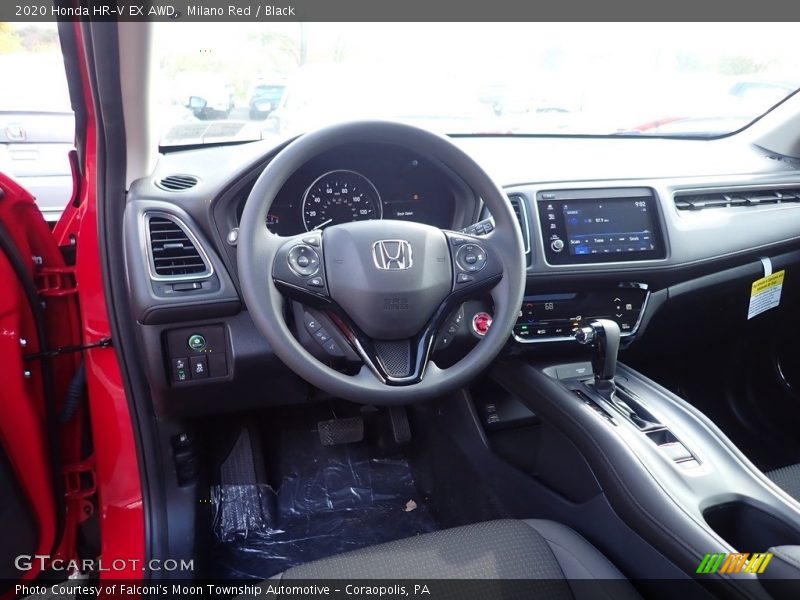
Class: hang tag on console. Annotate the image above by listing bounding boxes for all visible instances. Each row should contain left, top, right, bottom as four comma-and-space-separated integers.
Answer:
747, 268, 785, 320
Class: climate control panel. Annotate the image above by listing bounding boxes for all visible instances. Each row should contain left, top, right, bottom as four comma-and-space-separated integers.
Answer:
513, 286, 648, 343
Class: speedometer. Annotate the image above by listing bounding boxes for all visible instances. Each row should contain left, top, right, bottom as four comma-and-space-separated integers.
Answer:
302, 170, 383, 231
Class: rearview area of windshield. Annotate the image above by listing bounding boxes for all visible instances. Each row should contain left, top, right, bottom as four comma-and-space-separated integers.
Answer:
154, 22, 800, 146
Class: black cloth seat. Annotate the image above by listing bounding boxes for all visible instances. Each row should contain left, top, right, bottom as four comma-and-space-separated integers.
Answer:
239, 519, 639, 599
767, 463, 800, 501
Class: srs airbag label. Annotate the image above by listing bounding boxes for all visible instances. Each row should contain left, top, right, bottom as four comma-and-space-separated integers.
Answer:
747, 270, 785, 320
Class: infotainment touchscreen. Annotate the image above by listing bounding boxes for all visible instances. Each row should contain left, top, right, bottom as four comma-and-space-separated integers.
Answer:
537, 188, 666, 265
562, 199, 656, 256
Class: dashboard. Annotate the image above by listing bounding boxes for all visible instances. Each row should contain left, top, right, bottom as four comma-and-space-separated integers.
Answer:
121, 133, 800, 416
233, 143, 461, 235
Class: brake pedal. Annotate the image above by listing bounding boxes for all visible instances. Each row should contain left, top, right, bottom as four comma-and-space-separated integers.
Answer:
318, 417, 364, 446
389, 406, 411, 443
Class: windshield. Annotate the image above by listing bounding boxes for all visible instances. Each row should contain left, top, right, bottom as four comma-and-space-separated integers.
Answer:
155, 22, 800, 146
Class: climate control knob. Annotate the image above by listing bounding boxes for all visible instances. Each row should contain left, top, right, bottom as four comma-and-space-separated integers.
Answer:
551, 238, 565, 252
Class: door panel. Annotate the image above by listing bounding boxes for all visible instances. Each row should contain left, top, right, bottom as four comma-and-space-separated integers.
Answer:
0, 448, 38, 588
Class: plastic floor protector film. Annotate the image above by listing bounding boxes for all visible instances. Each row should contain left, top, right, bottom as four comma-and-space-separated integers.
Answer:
210, 430, 438, 579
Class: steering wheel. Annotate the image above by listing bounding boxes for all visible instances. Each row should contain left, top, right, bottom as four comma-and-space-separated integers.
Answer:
238, 121, 525, 404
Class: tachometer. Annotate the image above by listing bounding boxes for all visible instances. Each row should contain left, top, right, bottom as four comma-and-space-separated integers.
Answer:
302, 170, 382, 231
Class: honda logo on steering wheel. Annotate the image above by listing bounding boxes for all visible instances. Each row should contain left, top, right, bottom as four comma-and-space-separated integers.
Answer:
372, 240, 413, 270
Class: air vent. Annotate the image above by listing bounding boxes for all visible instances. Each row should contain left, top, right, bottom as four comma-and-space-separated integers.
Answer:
156, 174, 198, 191
508, 195, 531, 254
674, 187, 800, 211
146, 214, 211, 280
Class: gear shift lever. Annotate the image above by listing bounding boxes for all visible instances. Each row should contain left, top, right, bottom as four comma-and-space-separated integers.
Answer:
574, 319, 620, 399
573, 319, 661, 430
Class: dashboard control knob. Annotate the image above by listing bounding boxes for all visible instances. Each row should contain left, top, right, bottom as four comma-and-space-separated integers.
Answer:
226, 227, 239, 246
472, 312, 493, 336
551, 238, 565, 252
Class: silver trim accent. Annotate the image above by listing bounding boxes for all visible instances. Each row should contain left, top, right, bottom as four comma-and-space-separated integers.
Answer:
508, 194, 531, 255
512, 284, 650, 344
141, 211, 214, 282
372, 239, 413, 270
301, 169, 383, 232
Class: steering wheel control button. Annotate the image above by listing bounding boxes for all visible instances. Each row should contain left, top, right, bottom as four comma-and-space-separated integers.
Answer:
313, 329, 332, 344
323, 339, 344, 357
287, 245, 320, 276
436, 333, 453, 350
189, 355, 208, 379
304, 314, 322, 333
187, 334, 206, 352
171, 357, 188, 383
302, 236, 320, 247
455, 243, 487, 272
451, 236, 467, 246
456, 273, 474, 284
551, 238, 565, 252
472, 312, 493, 336
307, 276, 324, 288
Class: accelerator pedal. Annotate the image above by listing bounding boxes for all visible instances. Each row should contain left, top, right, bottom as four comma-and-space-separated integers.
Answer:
318, 416, 364, 446
389, 406, 412, 443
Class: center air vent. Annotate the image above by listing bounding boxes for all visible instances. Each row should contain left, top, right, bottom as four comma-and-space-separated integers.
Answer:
674, 187, 800, 211
156, 174, 198, 191
146, 214, 212, 280
508, 195, 531, 254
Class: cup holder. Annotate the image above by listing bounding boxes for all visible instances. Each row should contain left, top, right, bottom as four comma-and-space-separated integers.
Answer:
703, 501, 800, 551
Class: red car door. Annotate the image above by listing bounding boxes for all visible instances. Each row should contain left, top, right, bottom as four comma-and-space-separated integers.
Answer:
0, 171, 86, 595
0, 21, 145, 596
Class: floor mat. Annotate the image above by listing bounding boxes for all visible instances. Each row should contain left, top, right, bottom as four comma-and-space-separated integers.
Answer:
210, 421, 438, 579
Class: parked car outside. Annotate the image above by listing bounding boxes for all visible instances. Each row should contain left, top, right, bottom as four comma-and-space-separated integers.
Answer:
247, 81, 286, 119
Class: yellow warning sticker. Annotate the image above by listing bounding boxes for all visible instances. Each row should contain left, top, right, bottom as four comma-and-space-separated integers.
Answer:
747, 270, 785, 320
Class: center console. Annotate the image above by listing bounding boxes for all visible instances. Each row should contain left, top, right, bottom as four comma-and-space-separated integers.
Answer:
492, 332, 800, 598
